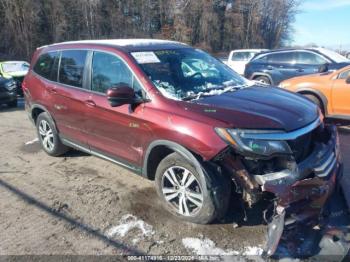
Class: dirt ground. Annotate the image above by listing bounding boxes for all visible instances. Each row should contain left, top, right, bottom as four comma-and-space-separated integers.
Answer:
0, 100, 349, 259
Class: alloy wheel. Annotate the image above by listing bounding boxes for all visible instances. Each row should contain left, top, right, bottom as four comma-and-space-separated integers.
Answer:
38, 120, 54, 152
161, 166, 203, 216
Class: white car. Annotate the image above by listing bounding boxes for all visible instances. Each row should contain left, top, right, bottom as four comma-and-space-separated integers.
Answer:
227, 49, 268, 75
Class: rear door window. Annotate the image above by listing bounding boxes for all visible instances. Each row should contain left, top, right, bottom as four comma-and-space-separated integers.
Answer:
33, 52, 59, 81
267, 52, 295, 64
59, 50, 88, 88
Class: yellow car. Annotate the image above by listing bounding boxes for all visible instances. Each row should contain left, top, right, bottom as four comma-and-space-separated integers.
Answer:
0, 61, 29, 96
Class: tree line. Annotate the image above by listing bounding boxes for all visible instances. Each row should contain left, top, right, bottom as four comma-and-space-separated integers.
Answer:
0, 0, 300, 61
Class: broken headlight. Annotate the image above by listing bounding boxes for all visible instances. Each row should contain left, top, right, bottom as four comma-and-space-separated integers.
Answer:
215, 128, 292, 157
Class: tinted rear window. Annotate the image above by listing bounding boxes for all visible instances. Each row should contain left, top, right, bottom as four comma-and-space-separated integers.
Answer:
267, 52, 295, 63
59, 50, 87, 88
33, 52, 59, 81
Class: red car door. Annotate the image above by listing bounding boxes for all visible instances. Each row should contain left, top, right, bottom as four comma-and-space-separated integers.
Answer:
84, 51, 153, 170
51, 50, 90, 146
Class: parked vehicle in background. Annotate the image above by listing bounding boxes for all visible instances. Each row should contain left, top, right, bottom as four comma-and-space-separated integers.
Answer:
280, 65, 350, 120
346, 53, 350, 59
0, 76, 17, 107
245, 48, 350, 85
23, 40, 342, 255
0, 61, 30, 96
227, 49, 267, 75
217, 55, 228, 64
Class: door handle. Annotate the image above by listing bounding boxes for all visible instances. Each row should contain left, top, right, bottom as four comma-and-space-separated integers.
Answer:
85, 100, 96, 107
296, 68, 304, 72
267, 66, 274, 70
49, 87, 58, 94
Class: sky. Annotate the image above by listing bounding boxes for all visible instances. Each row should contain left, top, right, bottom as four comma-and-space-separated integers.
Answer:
293, 0, 350, 50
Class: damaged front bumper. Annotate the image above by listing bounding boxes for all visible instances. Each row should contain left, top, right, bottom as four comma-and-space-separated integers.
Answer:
219, 124, 344, 256
262, 126, 342, 256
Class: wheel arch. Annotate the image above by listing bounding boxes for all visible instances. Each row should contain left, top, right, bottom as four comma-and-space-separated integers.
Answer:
31, 104, 51, 124
296, 88, 329, 115
142, 140, 205, 181
251, 73, 274, 85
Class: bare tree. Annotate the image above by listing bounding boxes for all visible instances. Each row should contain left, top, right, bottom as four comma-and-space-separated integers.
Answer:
0, 0, 301, 60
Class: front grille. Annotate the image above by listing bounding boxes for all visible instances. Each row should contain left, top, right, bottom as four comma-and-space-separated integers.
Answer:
287, 124, 330, 163
287, 131, 313, 162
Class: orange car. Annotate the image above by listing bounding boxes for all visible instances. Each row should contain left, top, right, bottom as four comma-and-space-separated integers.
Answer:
279, 65, 350, 120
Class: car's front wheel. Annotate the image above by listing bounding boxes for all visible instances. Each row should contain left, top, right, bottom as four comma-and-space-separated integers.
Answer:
155, 152, 230, 224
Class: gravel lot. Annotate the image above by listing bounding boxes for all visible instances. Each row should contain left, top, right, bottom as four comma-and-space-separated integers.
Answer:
0, 100, 349, 258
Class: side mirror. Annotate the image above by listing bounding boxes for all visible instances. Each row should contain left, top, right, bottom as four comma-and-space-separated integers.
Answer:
107, 83, 135, 107
318, 63, 329, 73
346, 76, 350, 84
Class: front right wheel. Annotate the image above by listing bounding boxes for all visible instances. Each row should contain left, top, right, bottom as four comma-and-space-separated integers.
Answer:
155, 152, 230, 224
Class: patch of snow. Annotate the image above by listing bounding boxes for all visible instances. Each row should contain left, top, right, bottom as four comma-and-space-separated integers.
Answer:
182, 237, 264, 261
182, 237, 239, 256
106, 214, 154, 239
132, 238, 140, 245
25, 138, 39, 145
242, 246, 264, 256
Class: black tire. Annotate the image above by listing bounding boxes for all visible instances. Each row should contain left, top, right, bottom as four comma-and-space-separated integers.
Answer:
36, 112, 69, 156
254, 76, 271, 85
155, 152, 231, 224
303, 94, 324, 113
7, 99, 17, 107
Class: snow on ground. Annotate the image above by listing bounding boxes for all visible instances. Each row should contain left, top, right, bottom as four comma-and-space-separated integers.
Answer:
182, 237, 264, 261
182, 237, 239, 256
106, 214, 155, 242
25, 138, 39, 145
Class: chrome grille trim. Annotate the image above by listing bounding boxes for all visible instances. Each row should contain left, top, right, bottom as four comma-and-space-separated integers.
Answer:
240, 116, 322, 141
314, 152, 337, 178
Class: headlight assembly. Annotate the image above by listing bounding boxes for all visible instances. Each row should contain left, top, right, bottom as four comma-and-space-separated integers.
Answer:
5, 80, 16, 91
215, 128, 292, 157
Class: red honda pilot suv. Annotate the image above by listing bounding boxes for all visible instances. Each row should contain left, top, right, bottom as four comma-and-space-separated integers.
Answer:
23, 40, 342, 248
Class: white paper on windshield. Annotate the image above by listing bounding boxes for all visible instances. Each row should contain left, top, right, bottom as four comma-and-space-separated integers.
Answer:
131, 52, 160, 64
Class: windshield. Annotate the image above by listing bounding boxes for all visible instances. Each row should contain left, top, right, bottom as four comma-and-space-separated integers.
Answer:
316, 48, 349, 63
1, 62, 29, 73
132, 48, 250, 100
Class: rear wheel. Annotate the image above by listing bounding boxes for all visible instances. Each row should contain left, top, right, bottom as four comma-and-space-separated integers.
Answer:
36, 112, 69, 156
155, 152, 230, 224
254, 76, 271, 85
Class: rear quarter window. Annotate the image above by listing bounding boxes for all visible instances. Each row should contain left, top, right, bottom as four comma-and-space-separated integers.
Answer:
33, 52, 59, 81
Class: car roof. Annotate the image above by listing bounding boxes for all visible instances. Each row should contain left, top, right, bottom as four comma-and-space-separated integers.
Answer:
251, 48, 327, 61
40, 39, 189, 52
231, 49, 268, 52
257, 48, 321, 55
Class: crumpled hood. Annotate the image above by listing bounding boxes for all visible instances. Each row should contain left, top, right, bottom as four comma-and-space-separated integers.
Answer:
185, 86, 319, 132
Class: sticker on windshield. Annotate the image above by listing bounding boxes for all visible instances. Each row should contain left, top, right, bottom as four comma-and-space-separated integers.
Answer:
131, 52, 160, 64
